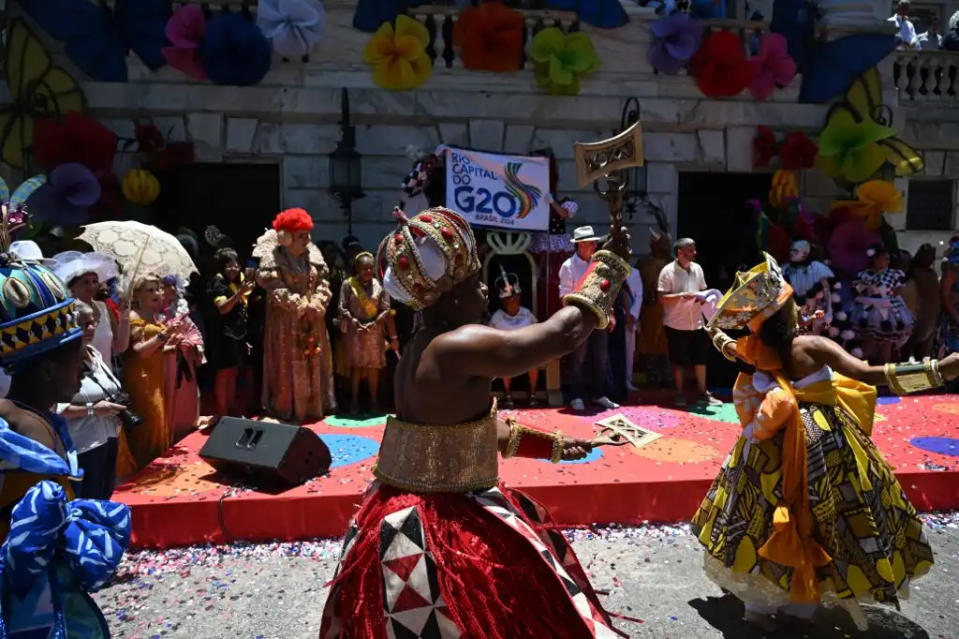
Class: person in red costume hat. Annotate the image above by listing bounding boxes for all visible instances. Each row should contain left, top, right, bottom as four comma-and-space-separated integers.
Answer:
320, 206, 631, 638
253, 208, 336, 422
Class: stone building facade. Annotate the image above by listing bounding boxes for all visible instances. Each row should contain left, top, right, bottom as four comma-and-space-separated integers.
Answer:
3, 0, 959, 257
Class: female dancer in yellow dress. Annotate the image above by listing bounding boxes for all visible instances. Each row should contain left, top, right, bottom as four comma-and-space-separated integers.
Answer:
124, 274, 175, 468
695, 253, 959, 630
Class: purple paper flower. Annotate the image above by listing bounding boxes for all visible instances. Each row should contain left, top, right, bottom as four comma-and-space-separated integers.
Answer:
647, 13, 704, 75
28, 163, 101, 225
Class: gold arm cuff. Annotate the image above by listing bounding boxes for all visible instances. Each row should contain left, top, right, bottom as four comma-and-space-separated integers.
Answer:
884, 359, 944, 395
561, 250, 632, 330
373, 414, 499, 493
503, 420, 565, 464
710, 329, 737, 362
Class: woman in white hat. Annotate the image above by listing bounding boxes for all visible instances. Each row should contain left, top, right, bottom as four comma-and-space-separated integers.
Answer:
52, 251, 131, 370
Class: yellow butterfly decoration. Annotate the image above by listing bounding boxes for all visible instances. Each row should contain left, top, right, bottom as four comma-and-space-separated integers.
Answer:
816, 68, 923, 185
0, 18, 86, 170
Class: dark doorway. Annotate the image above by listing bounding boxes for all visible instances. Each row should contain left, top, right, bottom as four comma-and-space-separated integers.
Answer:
677, 171, 772, 390
153, 163, 281, 263
677, 171, 772, 293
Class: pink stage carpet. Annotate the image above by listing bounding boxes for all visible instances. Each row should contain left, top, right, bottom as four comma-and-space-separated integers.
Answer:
114, 395, 959, 549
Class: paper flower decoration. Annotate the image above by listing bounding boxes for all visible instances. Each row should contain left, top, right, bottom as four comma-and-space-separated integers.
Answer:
690, 30, 754, 97
32, 113, 117, 174
647, 13, 703, 75
257, 0, 327, 59
199, 14, 273, 86
753, 126, 776, 167
27, 163, 101, 225
749, 33, 796, 100
163, 5, 207, 80
830, 180, 903, 230
816, 108, 896, 184
530, 28, 599, 96
363, 15, 432, 90
453, 2, 524, 72
769, 169, 798, 209
827, 217, 881, 278
780, 132, 818, 170
122, 169, 161, 206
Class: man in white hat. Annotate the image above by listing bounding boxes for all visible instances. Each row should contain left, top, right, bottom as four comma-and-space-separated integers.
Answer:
558, 226, 619, 411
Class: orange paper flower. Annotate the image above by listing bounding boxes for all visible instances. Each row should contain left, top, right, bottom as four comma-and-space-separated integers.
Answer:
830, 180, 903, 230
453, 2, 524, 72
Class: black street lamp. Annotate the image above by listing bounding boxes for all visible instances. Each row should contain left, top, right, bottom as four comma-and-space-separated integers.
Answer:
329, 88, 364, 234
619, 96, 648, 220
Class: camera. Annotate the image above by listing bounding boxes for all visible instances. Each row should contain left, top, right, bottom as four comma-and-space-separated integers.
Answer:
111, 391, 144, 430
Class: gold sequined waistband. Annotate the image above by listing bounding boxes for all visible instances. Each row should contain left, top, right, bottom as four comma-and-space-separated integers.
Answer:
373, 414, 499, 493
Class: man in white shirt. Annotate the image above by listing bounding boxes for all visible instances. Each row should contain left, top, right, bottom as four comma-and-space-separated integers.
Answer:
657, 238, 719, 406
918, 16, 943, 50
488, 270, 538, 408
559, 226, 619, 412
889, 1, 920, 50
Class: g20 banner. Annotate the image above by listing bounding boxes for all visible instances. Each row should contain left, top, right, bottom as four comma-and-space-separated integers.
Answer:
441, 147, 550, 232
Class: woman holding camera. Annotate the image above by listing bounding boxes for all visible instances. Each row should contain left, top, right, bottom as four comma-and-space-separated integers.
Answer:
57, 302, 137, 499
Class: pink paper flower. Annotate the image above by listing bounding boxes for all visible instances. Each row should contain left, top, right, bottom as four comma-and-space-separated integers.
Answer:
749, 33, 796, 100
162, 5, 208, 80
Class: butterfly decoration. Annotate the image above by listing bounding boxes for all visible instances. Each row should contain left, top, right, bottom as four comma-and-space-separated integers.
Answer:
18, 0, 171, 82
771, 0, 898, 104
817, 68, 924, 187
0, 18, 86, 171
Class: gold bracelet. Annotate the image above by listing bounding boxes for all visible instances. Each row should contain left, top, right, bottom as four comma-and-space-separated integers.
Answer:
562, 250, 632, 330
710, 330, 736, 362
885, 359, 944, 395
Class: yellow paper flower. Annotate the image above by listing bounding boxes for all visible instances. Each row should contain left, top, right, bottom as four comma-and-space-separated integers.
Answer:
363, 15, 432, 91
830, 180, 903, 230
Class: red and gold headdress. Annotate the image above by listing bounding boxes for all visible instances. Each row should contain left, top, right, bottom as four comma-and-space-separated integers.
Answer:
377, 207, 480, 310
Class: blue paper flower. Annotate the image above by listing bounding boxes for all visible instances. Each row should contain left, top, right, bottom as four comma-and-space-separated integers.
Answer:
198, 13, 272, 86
258, 0, 327, 59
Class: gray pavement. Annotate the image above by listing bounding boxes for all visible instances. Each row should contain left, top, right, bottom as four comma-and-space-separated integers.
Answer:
94, 517, 959, 639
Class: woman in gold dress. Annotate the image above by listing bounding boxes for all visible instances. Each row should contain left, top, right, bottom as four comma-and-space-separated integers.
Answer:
124, 274, 174, 468
254, 208, 336, 422
695, 253, 959, 630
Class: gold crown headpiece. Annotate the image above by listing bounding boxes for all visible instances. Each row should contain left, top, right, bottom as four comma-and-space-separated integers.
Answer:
708, 252, 794, 332
377, 207, 481, 311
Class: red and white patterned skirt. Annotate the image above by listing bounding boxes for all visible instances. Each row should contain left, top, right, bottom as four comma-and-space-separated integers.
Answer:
320, 483, 621, 639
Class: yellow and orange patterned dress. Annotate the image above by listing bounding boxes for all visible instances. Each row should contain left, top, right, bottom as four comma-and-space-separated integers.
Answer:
123, 318, 169, 468
692, 338, 933, 630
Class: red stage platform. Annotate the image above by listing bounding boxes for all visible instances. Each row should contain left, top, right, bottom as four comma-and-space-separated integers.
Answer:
115, 395, 959, 549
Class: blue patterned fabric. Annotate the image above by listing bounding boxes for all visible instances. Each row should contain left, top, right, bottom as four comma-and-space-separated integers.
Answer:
0, 414, 80, 480
0, 481, 130, 639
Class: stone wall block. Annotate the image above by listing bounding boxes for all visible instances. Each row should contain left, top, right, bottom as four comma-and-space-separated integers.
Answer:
282, 123, 339, 155
531, 129, 606, 160
438, 122, 469, 147
100, 118, 136, 140
503, 124, 536, 154
284, 156, 329, 189
643, 132, 698, 162
153, 116, 186, 142
923, 151, 945, 177
253, 123, 284, 155
645, 162, 677, 194
468, 119, 505, 153
186, 113, 223, 150
356, 125, 441, 157
225, 118, 259, 154
726, 126, 755, 172
696, 130, 725, 164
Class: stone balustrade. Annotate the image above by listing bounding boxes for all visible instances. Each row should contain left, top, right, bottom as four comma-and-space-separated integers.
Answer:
891, 50, 959, 102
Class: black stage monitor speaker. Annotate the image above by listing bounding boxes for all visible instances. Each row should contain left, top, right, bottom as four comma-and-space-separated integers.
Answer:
200, 417, 332, 486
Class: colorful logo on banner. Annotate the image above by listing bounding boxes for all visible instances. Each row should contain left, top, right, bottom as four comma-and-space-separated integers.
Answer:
443, 148, 550, 232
